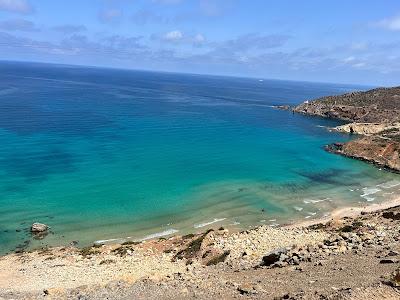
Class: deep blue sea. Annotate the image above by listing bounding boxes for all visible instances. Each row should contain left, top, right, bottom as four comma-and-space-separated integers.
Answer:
0, 61, 399, 254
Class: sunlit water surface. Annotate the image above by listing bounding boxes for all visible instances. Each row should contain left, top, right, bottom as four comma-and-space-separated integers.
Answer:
0, 62, 399, 254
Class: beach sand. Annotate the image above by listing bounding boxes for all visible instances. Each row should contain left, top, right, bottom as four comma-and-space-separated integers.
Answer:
289, 196, 400, 229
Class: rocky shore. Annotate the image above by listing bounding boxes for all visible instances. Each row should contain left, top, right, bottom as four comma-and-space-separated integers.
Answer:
0, 201, 399, 299
293, 86, 400, 172
293, 87, 400, 123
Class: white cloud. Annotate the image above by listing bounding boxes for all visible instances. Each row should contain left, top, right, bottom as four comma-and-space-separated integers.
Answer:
343, 56, 355, 63
0, 0, 33, 14
194, 33, 205, 43
158, 31, 207, 46
374, 15, 400, 31
163, 30, 183, 41
352, 62, 366, 68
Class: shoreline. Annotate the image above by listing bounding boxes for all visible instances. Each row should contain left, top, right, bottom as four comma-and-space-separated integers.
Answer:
287, 196, 400, 229
1, 192, 399, 299
89, 195, 400, 250
3, 195, 399, 258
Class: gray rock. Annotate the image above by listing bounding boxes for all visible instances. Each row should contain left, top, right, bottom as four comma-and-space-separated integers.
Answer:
272, 261, 288, 268
30, 223, 49, 233
387, 250, 399, 257
292, 256, 300, 265
261, 248, 287, 267
237, 283, 257, 295
279, 254, 289, 261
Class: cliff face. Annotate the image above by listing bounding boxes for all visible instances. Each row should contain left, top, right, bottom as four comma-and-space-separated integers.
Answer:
333, 123, 400, 136
294, 87, 400, 123
293, 86, 400, 172
326, 137, 400, 172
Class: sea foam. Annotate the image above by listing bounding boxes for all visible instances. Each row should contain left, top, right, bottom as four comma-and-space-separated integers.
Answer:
360, 187, 381, 201
194, 218, 226, 228
94, 238, 124, 244
377, 180, 400, 189
141, 229, 179, 241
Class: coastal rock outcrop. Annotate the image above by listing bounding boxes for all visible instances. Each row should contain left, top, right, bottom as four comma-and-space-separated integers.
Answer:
333, 122, 400, 136
326, 137, 400, 172
293, 87, 400, 123
30, 223, 49, 233
293, 86, 400, 172
173, 229, 230, 266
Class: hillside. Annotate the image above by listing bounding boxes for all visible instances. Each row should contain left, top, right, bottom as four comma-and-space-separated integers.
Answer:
294, 87, 400, 123
293, 86, 400, 172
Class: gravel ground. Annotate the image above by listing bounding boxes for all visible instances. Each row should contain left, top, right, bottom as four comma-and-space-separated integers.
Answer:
0, 205, 399, 300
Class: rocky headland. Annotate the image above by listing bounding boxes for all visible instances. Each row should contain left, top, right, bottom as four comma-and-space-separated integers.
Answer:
293, 86, 400, 172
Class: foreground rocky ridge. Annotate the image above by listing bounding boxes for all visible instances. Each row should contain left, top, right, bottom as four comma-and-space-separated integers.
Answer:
293, 86, 400, 172
0, 203, 399, 299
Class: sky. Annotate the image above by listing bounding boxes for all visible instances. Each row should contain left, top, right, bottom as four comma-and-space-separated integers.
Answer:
1, 0, 400, 86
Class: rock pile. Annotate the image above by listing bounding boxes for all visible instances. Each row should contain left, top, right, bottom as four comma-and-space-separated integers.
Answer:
172, 229, 231, 266
259, 216, 400, 269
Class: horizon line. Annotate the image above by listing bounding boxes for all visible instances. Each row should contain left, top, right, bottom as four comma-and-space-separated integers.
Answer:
0, 59, 379, 90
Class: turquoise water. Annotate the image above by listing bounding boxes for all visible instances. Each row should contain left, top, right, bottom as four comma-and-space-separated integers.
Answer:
0, 61, 399, 254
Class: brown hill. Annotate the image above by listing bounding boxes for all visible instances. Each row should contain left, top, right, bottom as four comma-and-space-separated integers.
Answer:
294, 87, 400, 123
293, 86, 400, 173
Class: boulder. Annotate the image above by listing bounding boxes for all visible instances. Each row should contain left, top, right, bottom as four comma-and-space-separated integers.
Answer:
31, 223, 49, 233
237, 283, 258, 295
261, 248, 287, 266
390, 270, 400, 287
380, 259, 398, 264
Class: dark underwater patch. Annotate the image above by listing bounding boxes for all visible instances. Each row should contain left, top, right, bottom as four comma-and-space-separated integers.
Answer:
295, 168, 354, 185
263, 182, 310, 193
0, 101, 114, 137
0, 147, 76, 183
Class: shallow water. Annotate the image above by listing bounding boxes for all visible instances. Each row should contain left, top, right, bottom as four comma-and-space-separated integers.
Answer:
0, 61, 399, 254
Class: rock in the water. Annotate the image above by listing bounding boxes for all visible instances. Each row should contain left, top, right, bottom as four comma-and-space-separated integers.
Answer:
30, 223, 49, 233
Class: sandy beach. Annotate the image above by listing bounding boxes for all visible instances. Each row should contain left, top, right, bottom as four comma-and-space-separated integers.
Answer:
289, 196, 400, 229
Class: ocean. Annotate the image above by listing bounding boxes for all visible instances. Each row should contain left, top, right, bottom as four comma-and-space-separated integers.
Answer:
0, 61, 399, 254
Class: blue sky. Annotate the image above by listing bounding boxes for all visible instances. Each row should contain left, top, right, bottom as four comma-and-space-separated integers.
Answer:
0, 0, 400, 85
